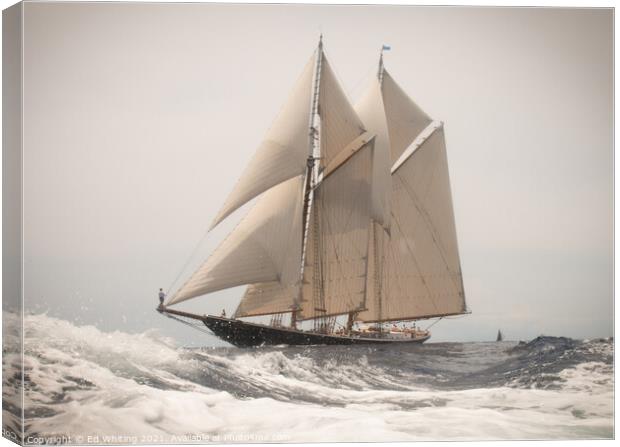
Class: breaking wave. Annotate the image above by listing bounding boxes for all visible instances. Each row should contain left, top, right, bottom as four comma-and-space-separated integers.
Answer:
2, 313, 613, 443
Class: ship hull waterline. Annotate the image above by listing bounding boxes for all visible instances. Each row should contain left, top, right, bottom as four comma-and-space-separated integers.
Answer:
160, 308, 431, 347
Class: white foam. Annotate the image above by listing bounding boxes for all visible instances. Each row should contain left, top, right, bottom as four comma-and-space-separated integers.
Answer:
8, 313, 613, 442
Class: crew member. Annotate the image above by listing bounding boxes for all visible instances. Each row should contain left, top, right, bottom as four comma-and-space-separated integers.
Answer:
158, 288, 165, 306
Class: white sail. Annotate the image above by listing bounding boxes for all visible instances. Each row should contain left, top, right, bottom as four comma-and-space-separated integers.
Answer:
358, 127, 466, 322
355, 77, 392, 231
382, 70, 432, 163
298, 141, 374, 320
319, 57, 367, 169
166, 46, 467, 333
168, 176, 305, 305
209, 55, 315, 230
234, 282, 298, 318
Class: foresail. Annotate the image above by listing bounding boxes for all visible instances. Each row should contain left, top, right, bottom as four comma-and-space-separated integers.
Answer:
355, 78, 392, 231
381, 70, 432, 163
168, 176, 305, 305
234, 282, 298, 318
298, 141, 374, 320
358, 128, 466, 322
319, 56, 366, 169
209, 55, 315, 230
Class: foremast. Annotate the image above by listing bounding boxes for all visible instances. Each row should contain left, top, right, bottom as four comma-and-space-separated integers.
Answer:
295, 35, 324, 329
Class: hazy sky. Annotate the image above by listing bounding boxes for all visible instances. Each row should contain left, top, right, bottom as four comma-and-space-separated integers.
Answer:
20, 3, 612, 345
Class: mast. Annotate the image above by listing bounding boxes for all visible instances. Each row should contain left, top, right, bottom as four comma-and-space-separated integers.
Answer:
310, 35, 328, 333
375, 50, 385, 332
355, 54, 466, 325
296, 35, 324, 329
378, 46, 386, 83
373, 222, 383, 332
232, 38, 371, 324
295, 44, 374, 326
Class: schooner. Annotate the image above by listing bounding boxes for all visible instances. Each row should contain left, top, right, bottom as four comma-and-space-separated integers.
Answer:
159, 38, 468, 346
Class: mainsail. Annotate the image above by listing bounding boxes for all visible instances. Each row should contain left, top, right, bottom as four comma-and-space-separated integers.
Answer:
358, 127, 466, 322
166, 40, 467, 329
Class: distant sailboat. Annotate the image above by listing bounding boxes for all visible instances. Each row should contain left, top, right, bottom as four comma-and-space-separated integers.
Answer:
158, 37, 469, 346
497, 330, 503, 342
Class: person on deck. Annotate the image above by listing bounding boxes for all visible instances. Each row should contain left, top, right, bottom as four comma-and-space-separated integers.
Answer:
158, 288, 165, 306
221, 309, 227, 318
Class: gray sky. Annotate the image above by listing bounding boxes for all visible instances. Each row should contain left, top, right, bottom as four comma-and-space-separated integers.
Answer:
21, 3, 612, 345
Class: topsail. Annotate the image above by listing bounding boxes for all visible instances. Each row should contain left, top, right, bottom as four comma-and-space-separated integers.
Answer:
209, 55, 316, 230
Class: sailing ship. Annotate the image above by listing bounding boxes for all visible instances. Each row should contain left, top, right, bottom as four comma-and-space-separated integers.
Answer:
159, 37, 468, 347
497, 330, 503, 342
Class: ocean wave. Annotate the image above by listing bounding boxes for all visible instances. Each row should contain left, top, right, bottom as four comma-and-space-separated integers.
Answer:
2, 313, 613, 442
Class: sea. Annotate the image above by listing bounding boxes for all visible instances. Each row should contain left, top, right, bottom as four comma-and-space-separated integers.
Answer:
2, 313, 614, 444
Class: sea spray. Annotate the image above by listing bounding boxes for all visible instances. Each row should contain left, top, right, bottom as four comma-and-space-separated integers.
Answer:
3, 313, 613, 443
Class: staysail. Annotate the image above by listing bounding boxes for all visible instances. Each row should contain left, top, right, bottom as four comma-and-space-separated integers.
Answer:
168, 176, 305, 305
234, 282, 299, 318
355, 75, 392, 231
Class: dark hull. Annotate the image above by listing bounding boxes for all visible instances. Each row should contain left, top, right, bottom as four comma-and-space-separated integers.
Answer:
160, 308, 430, 347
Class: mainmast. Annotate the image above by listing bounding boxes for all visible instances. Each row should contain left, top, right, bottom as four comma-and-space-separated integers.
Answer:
378, 46, 386, 83
373, 50, 387, 331
376, 49, 385, 330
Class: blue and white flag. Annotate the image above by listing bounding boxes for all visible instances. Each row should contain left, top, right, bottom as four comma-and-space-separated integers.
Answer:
382, 44, 391, 51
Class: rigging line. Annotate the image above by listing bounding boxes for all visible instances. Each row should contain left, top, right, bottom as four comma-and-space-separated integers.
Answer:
424, 317, 443, 331
167, 190, 257, 302
163, 312, 217, 338
422, 313, 469, 331
346, 62, 376, 102
166, 229, 211, 297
